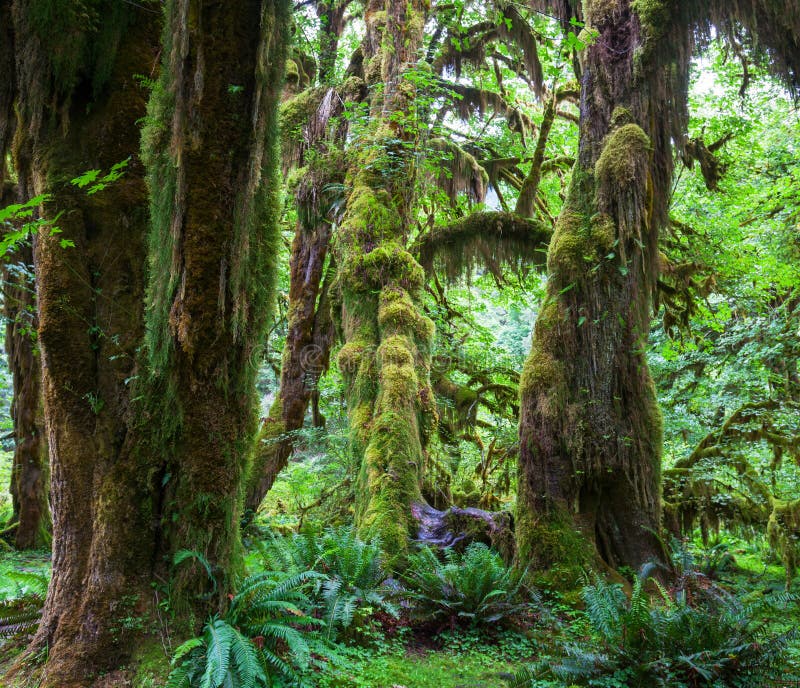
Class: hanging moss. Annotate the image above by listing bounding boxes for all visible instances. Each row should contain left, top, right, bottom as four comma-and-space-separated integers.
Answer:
415, 211, 552, 283
768, 499, 800, 588
595, 123, 651, 190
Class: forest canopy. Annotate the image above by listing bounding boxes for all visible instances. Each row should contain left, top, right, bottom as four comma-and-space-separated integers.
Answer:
0, 0, 799, 686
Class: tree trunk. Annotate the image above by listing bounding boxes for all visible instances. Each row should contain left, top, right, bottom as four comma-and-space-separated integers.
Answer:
334, 0, 437, 559
5, 1, 289, 684
142, 0, 290, 609
244, 216, 334, 517
3, 180, 50, 550
7, 3, 160, 683
516, 0, 692, 576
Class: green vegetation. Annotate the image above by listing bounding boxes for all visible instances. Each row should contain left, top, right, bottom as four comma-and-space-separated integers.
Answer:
1, 0, 799, 686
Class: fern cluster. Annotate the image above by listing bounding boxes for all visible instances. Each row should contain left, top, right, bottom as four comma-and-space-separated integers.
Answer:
508, 564, 796, 688
0, 569, 48, 641
167, 571, 327, 688
260, 527, 397, 638
399, 543, 530, 628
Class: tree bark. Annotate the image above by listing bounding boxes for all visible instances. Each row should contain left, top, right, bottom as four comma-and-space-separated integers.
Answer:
516, 0, 692, 576
7, 3, 159, 683
142, 0, 290, 610
2, 182, 50, 550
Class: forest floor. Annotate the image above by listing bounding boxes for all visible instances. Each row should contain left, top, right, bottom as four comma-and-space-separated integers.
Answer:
2, 538, 799, 687
2, 442, 800, 687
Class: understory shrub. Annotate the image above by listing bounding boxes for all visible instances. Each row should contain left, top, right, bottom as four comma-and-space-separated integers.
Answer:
0, 568, 48, 641
507, 564, 796, 688
167, 570, 328, 688
260, 526, 397, 639
399, 542, 531, 628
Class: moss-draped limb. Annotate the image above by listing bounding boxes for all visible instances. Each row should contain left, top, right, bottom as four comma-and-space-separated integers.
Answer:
515, 87, 562, 218
139, 0, 290, 614
415, 211, 551, 283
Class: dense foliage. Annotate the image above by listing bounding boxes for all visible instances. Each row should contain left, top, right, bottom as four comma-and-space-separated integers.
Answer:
0, 0, 799, 686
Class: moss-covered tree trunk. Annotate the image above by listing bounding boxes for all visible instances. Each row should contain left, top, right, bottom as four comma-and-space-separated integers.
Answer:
516, 0, 691, 575
244, 4, 349, 517
245, 215, 334, 516
334, 0, 436, 558
142, 0, 289, 607
6, 3, 160, 684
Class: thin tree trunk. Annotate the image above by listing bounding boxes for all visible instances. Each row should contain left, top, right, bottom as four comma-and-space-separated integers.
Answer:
515, 89, 557, 218
3, 179, 50, 549
245, 217, 334, 516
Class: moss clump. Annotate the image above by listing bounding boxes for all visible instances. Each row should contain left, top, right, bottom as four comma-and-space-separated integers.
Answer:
547, 211, 591, 280
595, 123, 651, 188
590, 212, 616, 251
631, 0, 670, 40
415, 315, 435, 348
364, 55, 383, 85
346, 183, 402, 237
378, 288, 418, 331
279, 86, 328, 141
514, 507, 591, 589
378, 335, 414, 368
346, 243, 425, 293
338, 341, 366, 375
586, 0, 623, 27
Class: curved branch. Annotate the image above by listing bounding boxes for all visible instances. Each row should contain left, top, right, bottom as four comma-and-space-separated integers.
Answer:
414, 211, 551, 282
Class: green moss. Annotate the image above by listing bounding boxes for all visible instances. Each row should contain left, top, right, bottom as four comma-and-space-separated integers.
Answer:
345, 243, 425, 293
357, 410, 422, 560
131, 639, 170, 688
514, 507, 591, 588
590, 213, 616, 251
594, 123, 651, 188
414, 315, 435, 348
279, 86, 327, 141
378, 288, 418, 331
338, 341, 366, 375
768, 498, 800, 587
378, 335, 414, 368
547, 211, 591, 280
586, 0, 622, 26
631, 0, 670, 40
520, 346, 566, 399
285, 58, 299, 82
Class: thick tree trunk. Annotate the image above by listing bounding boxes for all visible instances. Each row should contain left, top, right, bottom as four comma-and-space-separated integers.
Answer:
334, 0, 437, 558
516, 0, 691, 576
245, 217, 334, 516
5, 1, 288, 684
142, 0, 290, 609
6, 4, 159, 683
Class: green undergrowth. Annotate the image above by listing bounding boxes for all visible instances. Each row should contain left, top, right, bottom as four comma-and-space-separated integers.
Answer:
311, 629, 539, 688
